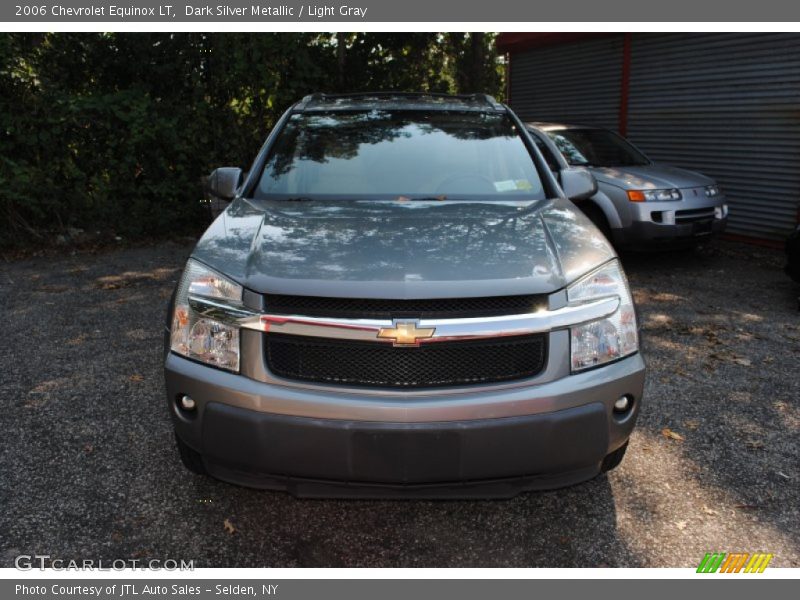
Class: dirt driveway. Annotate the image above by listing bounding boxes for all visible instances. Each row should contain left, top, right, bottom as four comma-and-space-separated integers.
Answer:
0, 240, 797, 567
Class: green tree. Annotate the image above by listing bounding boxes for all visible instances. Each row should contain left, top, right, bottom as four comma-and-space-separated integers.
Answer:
0, 33, 505, 247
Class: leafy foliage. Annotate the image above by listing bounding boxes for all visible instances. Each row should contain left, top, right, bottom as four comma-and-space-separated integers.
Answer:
0, 33, 504, 247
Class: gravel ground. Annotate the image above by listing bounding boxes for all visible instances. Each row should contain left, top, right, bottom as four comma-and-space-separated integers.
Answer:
0, 240, 798, 568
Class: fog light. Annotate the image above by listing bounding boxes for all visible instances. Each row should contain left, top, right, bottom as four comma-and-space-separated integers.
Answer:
179, 395, 196, 411
614, 395, 632, 413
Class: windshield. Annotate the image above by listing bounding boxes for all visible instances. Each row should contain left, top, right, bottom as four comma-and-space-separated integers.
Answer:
545, 128, 650, 168
254, 111, 546, 200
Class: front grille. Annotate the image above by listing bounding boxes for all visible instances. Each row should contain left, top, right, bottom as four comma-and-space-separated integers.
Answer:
265, 333, 547, 388
263, 294, 547, 319
676, 207, 715, 223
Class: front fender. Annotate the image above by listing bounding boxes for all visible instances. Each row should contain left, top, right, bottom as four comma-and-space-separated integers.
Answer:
584, 189, 623, 230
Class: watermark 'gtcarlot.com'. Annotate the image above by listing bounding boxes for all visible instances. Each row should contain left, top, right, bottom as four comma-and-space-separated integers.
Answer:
15, 554, 194, 571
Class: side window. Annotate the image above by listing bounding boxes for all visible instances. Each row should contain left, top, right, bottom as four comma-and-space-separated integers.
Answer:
531, 134, 560, 172
548, 133, 591, 166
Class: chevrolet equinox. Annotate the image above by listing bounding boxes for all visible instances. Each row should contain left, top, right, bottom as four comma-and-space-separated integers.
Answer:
164, 93, 646, 498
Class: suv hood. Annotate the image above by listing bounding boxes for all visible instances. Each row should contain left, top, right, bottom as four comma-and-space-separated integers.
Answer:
191, 198, 614, 298
592, 164, 714, 190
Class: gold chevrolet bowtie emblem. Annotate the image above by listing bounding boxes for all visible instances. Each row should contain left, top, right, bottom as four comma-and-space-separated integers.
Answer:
377, 321, 436, 346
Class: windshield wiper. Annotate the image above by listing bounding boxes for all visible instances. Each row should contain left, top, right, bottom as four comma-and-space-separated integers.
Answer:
279, 196, 316, 202
398, 195, 451, 202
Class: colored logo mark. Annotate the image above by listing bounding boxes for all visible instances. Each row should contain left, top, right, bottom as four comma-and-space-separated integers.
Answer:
696, 552, 773, 573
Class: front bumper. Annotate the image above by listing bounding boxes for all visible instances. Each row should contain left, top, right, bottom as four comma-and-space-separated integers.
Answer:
165, 351, 645, 498
615, 216, 727, 247
615, 195, 728, 247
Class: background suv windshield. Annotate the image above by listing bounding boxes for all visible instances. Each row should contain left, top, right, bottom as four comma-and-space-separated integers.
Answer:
255, 111, 546, 200
546, 128, 650, 168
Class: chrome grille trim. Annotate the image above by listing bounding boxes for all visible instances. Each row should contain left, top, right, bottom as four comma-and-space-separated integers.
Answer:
189, 294, 619, 344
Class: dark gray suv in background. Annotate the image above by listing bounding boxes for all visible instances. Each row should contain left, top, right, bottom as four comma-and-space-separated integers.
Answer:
164, 93, 645, 498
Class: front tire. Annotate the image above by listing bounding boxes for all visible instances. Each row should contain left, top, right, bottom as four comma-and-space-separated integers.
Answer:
175, 433, 207, 475
600, 441, 628, 473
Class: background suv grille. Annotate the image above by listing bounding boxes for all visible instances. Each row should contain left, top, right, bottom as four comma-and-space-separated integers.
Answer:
676, 207, 716, 223
265, 333, 548, 389
263, 293, 547, 319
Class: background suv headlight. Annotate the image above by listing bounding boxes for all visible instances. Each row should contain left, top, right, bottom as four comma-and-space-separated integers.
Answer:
567, 259, 638, 372
627, 189, 682, 202
170, 259, 242, 372
704, 184, 720, 197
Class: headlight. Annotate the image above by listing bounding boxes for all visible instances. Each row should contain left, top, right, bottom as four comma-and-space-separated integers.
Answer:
170, 259, 242, 372
627, 189, 681, 202
567, 259, 638, 372
704, 185, 720, 197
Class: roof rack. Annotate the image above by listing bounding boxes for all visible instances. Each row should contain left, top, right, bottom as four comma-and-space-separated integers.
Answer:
294, 92, 505, 112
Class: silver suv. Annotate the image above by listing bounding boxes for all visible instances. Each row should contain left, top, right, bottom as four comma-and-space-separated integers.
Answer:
164, 93, 645, 498
527, 123, 728, 248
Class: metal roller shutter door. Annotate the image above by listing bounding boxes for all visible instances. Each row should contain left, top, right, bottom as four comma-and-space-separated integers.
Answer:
509, 36, 623, 130
627, 33, 800, 240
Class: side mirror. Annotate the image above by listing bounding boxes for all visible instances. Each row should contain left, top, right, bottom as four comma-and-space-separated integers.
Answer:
208, 167, 243, 200
559, 166, 598, 201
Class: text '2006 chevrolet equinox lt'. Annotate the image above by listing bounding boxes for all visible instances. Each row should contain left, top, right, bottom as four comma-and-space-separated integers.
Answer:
164, 93, 646, 498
